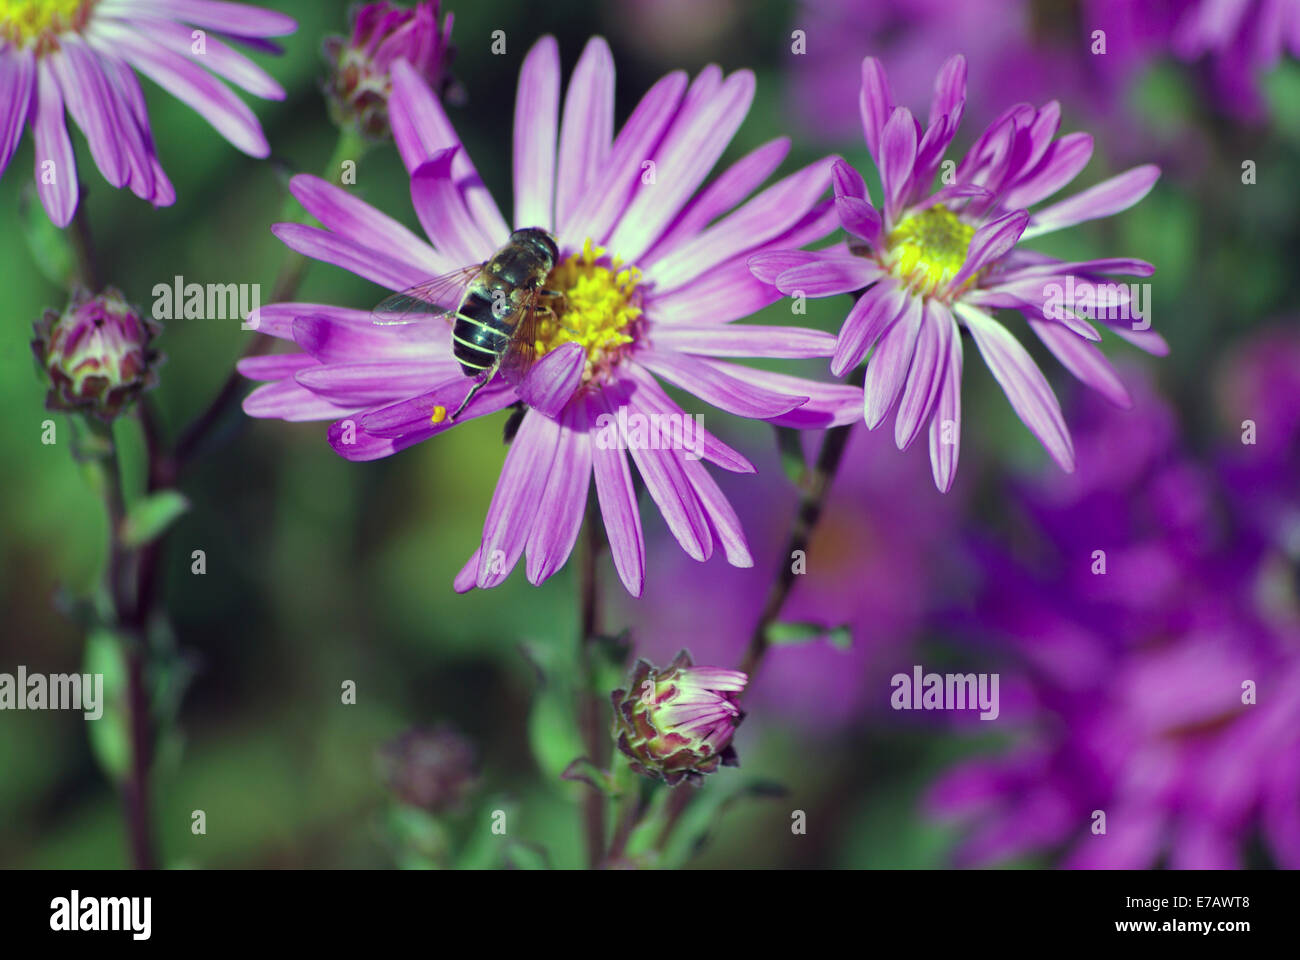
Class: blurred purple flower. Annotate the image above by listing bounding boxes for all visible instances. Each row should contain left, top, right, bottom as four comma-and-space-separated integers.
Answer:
928, 370, 1300, 869
1162, 0, 1300, 119
785, 0, 1070, 142
787, 0, 1300, 139
752, 55, 1162, 491
241, 36, 861, 597
1215, 326, 1300, 567
0, 0, 295, 225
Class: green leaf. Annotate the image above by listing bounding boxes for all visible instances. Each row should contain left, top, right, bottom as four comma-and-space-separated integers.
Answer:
560, 758, 616, 796
121, 490, 190, 548
503, 842, 551, 870
764, 621, 852, 648
83, 629, 131, 783
520, 641, 587, 783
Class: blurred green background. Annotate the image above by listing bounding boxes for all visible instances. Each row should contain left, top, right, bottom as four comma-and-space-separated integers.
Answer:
2, 0, 1298, 869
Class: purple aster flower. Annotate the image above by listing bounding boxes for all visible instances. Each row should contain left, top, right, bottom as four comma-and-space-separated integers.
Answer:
323, 0, 454, 139
0, 0, 295, 225
927, 372, 1300, 869
611, 650, 747, 785
240, 36, 859, 596
751, 54, 1162, 492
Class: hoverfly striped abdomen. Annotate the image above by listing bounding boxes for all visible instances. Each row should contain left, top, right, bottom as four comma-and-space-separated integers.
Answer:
451, 289, 514, 374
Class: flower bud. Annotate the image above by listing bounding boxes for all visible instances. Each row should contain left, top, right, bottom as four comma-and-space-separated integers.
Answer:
31, 287, 160, 421
377, 725, 479, 813
323, 1, 455, 139
611, 650, 747, 785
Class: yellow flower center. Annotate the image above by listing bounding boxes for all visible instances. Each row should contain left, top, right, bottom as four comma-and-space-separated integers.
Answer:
0, 0, 93, 47
537, 238, 643, 384
886, 204, 976, 298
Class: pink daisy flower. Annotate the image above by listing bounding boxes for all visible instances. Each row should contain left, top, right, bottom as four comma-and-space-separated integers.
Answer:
0, 0, 295, 225
751, 54, 1163, 491
240, 36, 859, 597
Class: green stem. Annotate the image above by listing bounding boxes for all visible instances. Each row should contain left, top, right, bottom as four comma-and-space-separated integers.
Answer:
69, 197, 100, 291
85, 417, 157, 870
577, 506, 607, 868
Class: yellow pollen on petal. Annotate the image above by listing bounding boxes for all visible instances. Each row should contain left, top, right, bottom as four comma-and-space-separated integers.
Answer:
537, 237, 643, 384
886, 204, 977, 298
0, 0, 94, 47
430, 405, 447, 424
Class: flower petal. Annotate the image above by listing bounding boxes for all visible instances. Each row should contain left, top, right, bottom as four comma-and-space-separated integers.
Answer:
565, 69, 688, 244
637, 349, 807, 419
410, 147, 500, 266
928, 322, 964, 492
525, 403, 593, 585
895, 299, 952, 450
949, 209, 1029, 291
513, 35, 560, 231
621, 362, 755, 473
0, 49, 35, 175
1028, 317, 1132, 408
49, 41, 126, 188
879, 106, 918, 220
555, 36, 614, 235
651, 138, 792, 257
607, 69, 755, 262
864, 292, 924, 429
858, 56, 894, 163
589, 390, 645, 596
32, 58, 79, 227
1023, 165, 1160, 239
271, 223, 429, 293
648, 323, 836, 359
290, 173, 447, 276
477, 409, 561, 587
647, 155, 834, 290
830, 277, 905, 377
957, 304, 1075, 472
775, 257, 881, 297
517, 342, 584, 417
389, 58, 508, 239
97, 25, 269, 156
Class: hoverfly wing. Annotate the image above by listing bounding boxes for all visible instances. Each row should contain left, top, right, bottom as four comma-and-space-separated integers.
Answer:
497, 288, 542, 386
371, 265, 482, 326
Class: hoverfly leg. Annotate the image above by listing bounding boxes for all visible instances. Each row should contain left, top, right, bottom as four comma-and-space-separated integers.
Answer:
537, 289, 579, 337
450, 372, 491, 422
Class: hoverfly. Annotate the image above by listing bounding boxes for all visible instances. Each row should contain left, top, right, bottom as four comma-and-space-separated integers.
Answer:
372, 227, 564, 421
